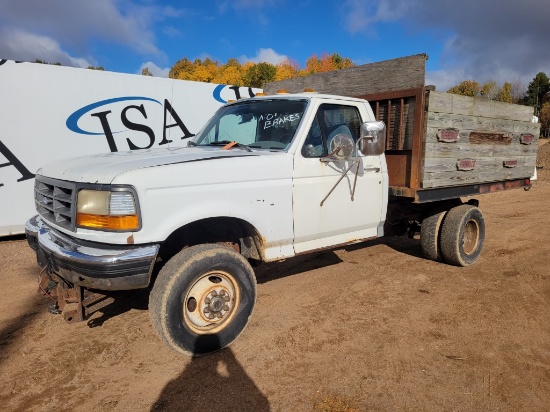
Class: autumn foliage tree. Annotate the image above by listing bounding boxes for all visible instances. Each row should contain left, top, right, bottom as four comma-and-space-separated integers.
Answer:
447, 80, 481, 97
447, 80, 519, 104
168, 52, 355, 87
303, 52, 354, 75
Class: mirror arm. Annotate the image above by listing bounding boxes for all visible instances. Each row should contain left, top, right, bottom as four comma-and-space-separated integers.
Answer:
320, 159, 359, 206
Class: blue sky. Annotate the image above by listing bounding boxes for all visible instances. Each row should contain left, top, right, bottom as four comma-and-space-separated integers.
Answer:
0, 0, 549, 92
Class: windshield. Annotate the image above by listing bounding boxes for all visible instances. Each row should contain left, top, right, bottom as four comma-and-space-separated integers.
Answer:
192, 99, 308, 150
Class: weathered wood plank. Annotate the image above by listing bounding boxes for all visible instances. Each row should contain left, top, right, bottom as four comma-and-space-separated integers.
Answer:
423, 142, 538, 158
425, 113, 541, 138
423, 156, 536, 173
424, 123, 540, 145
422, 166, 534, 188
264, 54, 427, 96
427, 91, 535, 121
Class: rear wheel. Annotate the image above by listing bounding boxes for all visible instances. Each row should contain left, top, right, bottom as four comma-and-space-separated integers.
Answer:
440, 205, 485, 266
149, 244, 256, 356
421, 211, 447, 261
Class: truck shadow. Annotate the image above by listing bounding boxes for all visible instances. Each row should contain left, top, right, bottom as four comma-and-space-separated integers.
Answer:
255, 235, 424, 284
0, 303, 46, 367
346, 235, 425, 259
151, 335, 271, 412
86, 288, 150, 328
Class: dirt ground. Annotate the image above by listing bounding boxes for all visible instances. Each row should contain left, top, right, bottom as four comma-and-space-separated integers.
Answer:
1, 141, 550, 412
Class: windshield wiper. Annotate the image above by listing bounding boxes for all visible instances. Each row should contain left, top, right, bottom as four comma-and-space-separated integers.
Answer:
208, 141, 252, 152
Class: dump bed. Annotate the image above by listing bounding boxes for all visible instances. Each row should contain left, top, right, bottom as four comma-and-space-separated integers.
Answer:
265, 54, 540, 202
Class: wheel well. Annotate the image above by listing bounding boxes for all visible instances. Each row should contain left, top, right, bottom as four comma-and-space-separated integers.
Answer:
157, 217, 264, 267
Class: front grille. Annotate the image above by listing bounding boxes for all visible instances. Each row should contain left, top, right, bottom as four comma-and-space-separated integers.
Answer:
34, 176, 77, 231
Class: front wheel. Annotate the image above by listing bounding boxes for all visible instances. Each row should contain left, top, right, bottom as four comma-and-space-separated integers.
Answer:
149, 244, 256, 356
440, 205, 485, 266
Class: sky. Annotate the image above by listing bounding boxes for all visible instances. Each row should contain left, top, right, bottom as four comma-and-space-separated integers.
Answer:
0, 0, 549, 92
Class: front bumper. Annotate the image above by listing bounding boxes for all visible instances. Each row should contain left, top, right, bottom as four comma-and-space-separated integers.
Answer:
25, 215, 160, 291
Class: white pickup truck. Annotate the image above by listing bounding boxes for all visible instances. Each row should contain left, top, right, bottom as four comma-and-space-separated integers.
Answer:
25, 57, 539, 356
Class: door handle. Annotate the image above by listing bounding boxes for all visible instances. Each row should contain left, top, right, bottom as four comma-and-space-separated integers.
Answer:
363, 167, 380, 172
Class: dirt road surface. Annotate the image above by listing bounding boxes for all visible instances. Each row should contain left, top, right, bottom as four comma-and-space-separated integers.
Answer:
1, 142, 550, 412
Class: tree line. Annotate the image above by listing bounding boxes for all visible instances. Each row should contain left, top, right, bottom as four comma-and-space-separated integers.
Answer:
165, 53, 353, 88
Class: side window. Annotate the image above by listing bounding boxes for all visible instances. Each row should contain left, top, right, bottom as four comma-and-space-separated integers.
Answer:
301, 103, 361, 158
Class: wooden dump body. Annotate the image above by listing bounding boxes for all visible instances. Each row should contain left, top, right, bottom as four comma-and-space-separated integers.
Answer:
265, 54, 540, 203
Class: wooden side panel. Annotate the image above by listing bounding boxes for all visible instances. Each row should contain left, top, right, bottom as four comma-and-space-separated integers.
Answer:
422, 92, 540, 188
264, 54, 427, 96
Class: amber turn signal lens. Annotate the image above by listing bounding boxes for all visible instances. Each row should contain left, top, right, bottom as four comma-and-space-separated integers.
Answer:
76, 213, 139, 231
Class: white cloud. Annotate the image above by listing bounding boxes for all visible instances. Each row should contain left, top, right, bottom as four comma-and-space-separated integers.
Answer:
342, 0, 550, 90
343, 0, 409, 34
138, 61, 170, 77
239, 48, 287, 65
0, 0, 184, 67
0, 27, 91, 67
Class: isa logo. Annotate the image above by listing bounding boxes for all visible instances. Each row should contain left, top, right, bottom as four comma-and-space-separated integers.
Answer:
66, 85, 257, 152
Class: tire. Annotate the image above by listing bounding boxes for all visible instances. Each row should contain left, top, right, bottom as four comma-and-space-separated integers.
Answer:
149, 244, 256, 356
421, 211, 447, 261
440, 205, 485, 267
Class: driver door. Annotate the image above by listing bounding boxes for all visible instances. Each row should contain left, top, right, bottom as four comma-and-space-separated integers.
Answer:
292, 102, 384, 253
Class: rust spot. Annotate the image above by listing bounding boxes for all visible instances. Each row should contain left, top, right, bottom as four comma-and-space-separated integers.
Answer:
469, 131, 512, 144
127, 234, 134, 244
217, 242, 240, 252
503, 159, 518, 168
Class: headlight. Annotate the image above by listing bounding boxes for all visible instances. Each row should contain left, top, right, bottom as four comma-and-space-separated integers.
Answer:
76, 189, 139, 231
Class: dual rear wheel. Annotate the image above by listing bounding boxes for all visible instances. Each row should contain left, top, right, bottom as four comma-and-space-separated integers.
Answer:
421, 204, 485, 266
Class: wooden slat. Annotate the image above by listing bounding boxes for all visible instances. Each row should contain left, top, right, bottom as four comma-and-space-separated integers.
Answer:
423, 142, 538, 158
422, 166, 535, 188
424, 156, 535, 173
424, 113, 541, 140
428, 91, 535, 121
425, 127, 540, 146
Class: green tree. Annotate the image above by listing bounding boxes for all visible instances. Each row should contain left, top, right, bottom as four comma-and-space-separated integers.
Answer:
524, 72, 550, 117
87, 65, 104, 70
141, 67, 153, 76
243, 62, 276, 88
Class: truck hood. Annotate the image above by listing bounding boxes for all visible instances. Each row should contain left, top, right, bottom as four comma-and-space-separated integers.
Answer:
37, 146, 266, 183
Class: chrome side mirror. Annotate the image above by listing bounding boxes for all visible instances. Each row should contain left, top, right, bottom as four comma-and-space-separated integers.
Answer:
357, 121, 386, 156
